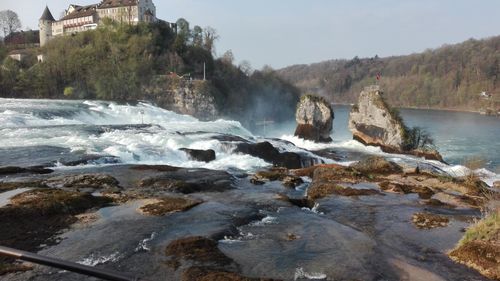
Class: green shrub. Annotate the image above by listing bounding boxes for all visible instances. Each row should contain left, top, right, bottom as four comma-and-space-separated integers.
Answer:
402, 126, 435, 151
378, 93, 435, 151
63, 86, 74, 97
459, 211, 499, 246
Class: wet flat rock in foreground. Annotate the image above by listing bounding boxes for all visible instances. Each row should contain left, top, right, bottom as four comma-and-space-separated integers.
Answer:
0, 162, 497, 281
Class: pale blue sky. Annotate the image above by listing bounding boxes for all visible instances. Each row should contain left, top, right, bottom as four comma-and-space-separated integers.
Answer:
2, 0, 499, 69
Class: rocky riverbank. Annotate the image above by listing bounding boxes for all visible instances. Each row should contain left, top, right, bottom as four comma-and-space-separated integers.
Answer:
0, 149, 497, 280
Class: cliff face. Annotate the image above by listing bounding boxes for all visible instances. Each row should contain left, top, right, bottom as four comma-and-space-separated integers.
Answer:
144, 76, 219, 121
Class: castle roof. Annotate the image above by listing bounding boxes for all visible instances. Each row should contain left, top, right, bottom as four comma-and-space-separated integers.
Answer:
98, 0, 138, 9
40, 6, 55, 21
60, 5, 97, 21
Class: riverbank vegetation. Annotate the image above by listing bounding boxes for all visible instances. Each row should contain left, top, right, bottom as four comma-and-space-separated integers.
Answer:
278, 36, 500, 111
449, 211, 499, 280
0, 18, 300, 122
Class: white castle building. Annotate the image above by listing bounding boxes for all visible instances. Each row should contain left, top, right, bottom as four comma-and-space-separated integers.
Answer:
39, 0, 157, 46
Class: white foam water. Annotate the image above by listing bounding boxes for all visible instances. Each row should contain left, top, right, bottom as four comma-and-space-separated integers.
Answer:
249, 215, 278, 226
294, 267, 327, 280
219, 237, 244, 244
77, 251, 122, 267
281, 134, 499, 187
0, 98, 497, 185
301, 203, 324, 215
135, 232, 157, 252
0, 99, 266, 172
281, 135, 384, 155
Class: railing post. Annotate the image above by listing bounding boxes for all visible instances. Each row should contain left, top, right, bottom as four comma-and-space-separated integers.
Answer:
0, 246, 140, 281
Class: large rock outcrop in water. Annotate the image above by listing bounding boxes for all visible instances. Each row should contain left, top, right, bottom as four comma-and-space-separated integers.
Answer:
349, 87, 443, 161
349, 88, 405, 149
144, 77, 219, 121
180, 148, 216, 163
294, 95, 334, 142
234, 142, 303, 169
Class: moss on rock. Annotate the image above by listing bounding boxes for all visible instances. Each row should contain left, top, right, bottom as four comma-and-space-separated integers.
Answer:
182, 266, 277, 281
308, 183, 379, 200
448, 211, 499, 280
292, 164, 344, 178
165, 236, 234, 268
0, 181, 46, 192
411, 212, 449, 229
139, 197, 201, 216
312, 166, 365, 184
449, 241, 499, 280
0, 188, 111, 275
43, 174, 120, 190
9, 188, 109, 215
379, 181, 434, 199
351, 156, 403, 175
251, 168, 303, 188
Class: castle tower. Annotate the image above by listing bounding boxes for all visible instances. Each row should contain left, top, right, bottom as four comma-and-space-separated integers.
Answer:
39, 6, 55, 47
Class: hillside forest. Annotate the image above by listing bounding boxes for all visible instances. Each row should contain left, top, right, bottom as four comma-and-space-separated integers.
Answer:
278, 36, 500, 112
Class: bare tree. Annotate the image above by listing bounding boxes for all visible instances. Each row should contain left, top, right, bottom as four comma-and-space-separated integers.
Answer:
125, 6, 133, 24
221, 50, 234, 64
0, 10, 22, 36
176, 18, 190, 36
239, 60, 253, 76
202, 26, 218, 55
192, 25, 203, 47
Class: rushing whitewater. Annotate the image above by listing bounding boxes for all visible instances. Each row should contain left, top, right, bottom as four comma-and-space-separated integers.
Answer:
0, 99, 267, 171
0, 98, 498, 184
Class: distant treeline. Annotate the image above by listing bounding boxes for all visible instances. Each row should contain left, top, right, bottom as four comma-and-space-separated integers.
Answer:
0, 19, 300, 122
277, 36, 500, 111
